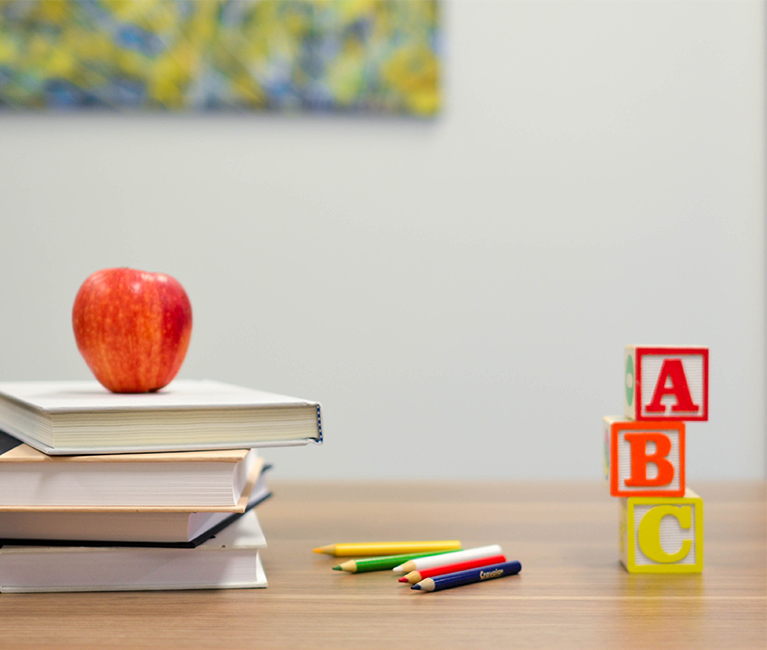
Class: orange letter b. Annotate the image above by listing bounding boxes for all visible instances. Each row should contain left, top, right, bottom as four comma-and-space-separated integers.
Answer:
623, 432, 675, 487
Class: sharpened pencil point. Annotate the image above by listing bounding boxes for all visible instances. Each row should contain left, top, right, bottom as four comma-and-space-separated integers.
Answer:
332, 565, 342, 570
398, 577, 408, 583
411, 584, 422, 590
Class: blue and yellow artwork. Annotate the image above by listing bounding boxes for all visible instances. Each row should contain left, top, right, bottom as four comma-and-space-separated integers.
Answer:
0, 0, 440, 115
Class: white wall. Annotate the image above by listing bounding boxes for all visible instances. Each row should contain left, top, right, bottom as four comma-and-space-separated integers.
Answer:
0, 0, 763, 480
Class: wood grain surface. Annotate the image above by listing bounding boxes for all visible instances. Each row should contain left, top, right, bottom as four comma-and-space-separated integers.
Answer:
0, 480, 764, 649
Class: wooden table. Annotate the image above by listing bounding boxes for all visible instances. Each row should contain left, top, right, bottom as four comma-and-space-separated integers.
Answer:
0, 481, 764, 649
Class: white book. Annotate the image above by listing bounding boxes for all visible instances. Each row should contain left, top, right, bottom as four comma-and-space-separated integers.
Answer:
0, 430, 262, 509
0, 511, 268, 592
0, 379, 323, 455
0, 467, 271, 546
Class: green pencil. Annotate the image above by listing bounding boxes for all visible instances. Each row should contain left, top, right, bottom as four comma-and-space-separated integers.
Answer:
333, 550, 460, 573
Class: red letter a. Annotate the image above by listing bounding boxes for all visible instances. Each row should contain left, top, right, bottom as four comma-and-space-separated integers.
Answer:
645, 358, 699, 414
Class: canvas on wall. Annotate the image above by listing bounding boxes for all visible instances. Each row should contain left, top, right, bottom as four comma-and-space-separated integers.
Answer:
0, 0, 440, 115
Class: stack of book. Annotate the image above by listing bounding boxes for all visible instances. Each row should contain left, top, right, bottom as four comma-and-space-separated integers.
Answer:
0, 380, 322, 592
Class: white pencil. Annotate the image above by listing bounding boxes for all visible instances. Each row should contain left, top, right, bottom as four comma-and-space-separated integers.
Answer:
392, 545, 504, 573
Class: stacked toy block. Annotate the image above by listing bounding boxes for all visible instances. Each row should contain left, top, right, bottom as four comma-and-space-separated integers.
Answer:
604, 346, 708, 573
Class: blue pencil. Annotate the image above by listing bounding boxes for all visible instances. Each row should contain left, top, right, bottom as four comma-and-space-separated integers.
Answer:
411, 560, 522, 592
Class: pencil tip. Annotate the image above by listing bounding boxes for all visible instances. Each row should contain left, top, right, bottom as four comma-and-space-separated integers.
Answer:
398, 577, 408, 583
411, 584, 422, 590
332, 566, 342, 571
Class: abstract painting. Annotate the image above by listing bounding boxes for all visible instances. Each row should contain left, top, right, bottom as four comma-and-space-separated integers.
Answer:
0, 0, 441, 115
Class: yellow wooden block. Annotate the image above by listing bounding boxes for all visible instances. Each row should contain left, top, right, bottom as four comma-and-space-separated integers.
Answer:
619, 488, 703, 573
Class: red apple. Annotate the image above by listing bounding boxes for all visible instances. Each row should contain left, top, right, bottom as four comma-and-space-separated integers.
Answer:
72, 268, 193, 393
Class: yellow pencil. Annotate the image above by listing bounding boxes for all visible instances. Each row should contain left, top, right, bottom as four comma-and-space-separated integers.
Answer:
313, 540, 461, 557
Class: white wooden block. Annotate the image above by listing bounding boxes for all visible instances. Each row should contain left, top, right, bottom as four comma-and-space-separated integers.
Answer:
624, 346, 709, 421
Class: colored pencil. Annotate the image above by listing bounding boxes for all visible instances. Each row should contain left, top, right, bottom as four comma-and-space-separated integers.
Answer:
313, 540, 461, 557
392, 544, 503, 573
412, 560, 522, 592
333, 550, 460, 573
399, 553, 507, 584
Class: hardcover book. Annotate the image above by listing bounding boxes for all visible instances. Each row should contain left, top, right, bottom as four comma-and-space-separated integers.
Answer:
0, 463, 272, 546
0, 510, 269, 593
0, 379, 322, 455
0, 430, 263, 509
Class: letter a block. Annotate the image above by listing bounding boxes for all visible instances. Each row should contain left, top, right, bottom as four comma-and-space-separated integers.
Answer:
604, 417, 685, 497
619, 488, 703, 573
624, 346, 709, 421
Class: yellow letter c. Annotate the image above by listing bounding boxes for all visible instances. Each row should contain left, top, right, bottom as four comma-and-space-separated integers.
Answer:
637, 505, 692, 563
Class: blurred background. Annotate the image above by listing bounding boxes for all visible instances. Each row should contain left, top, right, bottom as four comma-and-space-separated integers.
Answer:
0, 0, 763, 481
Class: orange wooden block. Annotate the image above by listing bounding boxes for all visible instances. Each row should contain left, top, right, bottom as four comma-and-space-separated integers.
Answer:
624, 346, 708, 421
604, 417, 685, 497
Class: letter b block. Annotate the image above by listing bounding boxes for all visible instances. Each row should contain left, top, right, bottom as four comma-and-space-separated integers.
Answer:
604, 417, 685, 497
624, 346, 709, 421
619, 489, 703, 573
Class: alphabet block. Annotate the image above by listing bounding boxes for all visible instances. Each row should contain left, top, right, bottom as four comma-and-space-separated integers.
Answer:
624, 346, 709, 421
619, 488, 703, 573
604, 416, 685, 497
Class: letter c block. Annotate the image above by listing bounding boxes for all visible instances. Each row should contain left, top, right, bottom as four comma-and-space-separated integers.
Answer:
619, 489, 704, 573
